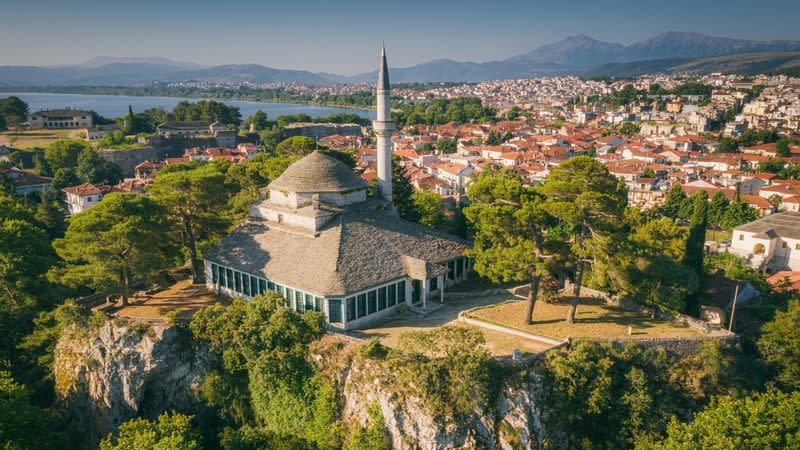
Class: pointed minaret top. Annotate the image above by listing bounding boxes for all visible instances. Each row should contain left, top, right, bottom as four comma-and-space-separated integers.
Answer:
377, 44, 390, 91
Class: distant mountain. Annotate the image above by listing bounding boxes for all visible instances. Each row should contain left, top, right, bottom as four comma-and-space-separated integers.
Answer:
508, 34, 624, 67
584, 51, 800, 77
349, 58, 570, 83
349, 32, 800, 83
0, 63, 332, 87
620, 32, 800, 62
2, 32, 800, 86
75, 56, 207, 69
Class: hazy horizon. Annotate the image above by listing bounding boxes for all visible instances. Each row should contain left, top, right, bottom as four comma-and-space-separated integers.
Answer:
4, 0, 800, 75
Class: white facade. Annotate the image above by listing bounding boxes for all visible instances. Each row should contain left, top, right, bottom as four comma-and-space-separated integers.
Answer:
729, 212, 800, 272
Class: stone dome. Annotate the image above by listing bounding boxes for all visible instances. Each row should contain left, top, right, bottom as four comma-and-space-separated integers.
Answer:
268, 150, 368, 193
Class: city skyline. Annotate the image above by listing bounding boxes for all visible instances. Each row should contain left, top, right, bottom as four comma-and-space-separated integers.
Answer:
3, 0, 800, 75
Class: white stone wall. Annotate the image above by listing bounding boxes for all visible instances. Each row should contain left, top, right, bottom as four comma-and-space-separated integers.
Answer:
319, 189, 366, 207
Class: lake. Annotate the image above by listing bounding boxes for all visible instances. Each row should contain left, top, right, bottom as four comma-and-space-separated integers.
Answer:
2, 92, 376, 121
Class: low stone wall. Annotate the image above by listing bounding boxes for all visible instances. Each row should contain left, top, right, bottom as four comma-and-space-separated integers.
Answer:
99, 146, 166, 176
593, 335, 740, 357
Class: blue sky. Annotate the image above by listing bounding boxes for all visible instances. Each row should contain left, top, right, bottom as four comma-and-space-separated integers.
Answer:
3, 0, 799, 74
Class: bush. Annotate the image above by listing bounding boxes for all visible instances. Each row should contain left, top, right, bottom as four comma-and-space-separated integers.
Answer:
388, 326, 492, 418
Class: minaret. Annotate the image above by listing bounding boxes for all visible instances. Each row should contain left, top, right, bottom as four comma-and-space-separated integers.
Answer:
374, 44, 395, 206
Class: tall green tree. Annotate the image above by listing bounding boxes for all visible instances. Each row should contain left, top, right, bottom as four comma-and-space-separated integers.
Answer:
721, 192, 759, 230
99, 411, 201, 450
0, 371, 67, 450
52, 193, 173, 305
75, 147, 122, 185
540, 156, 627, 323
641, 391, 800, 450
411, 190, 445, 229
660, 185, 686, 219
43, 140, 89, 175
0, 96, 29, 129
758, 298, 800, 390
391, 159, 419, 223
149, 164, 233, 283
124, 104, 136, 134
682, 191, 708, 315
275, 136, 317, 158
465, 167, 558, 323
706, 191, 729, 228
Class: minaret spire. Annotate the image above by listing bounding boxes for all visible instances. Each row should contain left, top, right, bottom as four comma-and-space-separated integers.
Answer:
374, 43, 395, 210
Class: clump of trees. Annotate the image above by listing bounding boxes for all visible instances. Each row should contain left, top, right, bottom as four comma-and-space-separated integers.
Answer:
0, 96, 29, 132
660, 185, 758, 230
393, 97, 497, 127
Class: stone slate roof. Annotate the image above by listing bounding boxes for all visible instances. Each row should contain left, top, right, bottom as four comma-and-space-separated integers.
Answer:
205, 202, 469, 297
737, 211, 800, 240
268, 150, 367, 193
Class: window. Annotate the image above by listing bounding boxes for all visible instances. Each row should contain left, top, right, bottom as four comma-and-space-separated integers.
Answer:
234, 272, 242, 294
739, 234, 744, 241
397, 281, 406, 303
328, 299, 342, 322
430, 276, 439, 291
378, 287, 387, 310
259, 279, 267, 295
346, 297, 355, 321
447, 261, 455, 281
211, 264, 218, 284
296, 291, 305, 313
368, 290, 377, 314
220, 267, 227, 288
357, 294, 367, 319
243, 274, 251, 296
305, 293, 314, 312
796, 243, 800, 250
286, 288, 295, 309
268, 281, 276, 291
456, 258, 464, 278
226, 268, 233, 290
782, 242, 788, 248
313, 296, 322, 312
388, 283, 397, 306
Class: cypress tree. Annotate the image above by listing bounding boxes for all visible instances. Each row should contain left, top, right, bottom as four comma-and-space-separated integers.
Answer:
125, 104, 135, 134
682, 191, 708, 314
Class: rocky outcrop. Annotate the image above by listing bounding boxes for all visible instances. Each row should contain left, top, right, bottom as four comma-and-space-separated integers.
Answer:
54, 320, 211, 449
53, 320, 547, 450
339, 355, 547, 450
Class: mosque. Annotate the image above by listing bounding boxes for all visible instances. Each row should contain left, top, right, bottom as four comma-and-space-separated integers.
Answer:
203, 47, 471, 329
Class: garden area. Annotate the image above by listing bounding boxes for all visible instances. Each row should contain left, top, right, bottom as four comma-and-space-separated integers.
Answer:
466, 295, 703, 341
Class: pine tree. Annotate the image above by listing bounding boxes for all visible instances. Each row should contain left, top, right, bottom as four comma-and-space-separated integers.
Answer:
682, 191, 708, 314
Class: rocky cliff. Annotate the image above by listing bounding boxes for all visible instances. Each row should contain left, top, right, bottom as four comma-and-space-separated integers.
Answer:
54, 320, 211, 449
340, 362, 547, 450
54, 319, 550, 450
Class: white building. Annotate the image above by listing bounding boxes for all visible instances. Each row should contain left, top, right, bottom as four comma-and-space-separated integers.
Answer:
61, 183, 117, 214
28, 109, 93, 129
729, 212, 800, 273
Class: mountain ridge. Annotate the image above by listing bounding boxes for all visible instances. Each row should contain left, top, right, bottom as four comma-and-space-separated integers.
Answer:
2, 32, 800, 86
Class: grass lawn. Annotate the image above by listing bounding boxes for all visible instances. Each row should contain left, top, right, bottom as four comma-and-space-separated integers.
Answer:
706, 228, 732, 243
0, 129, 74, 149
468, 296, 702, 340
